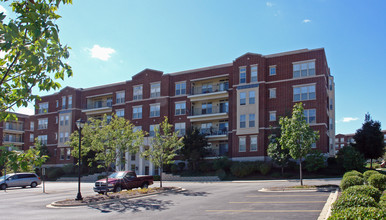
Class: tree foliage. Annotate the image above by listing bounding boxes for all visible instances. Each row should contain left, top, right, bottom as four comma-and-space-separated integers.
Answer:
353, 113, 385, 168
336, 145, 366, 172
0, 0, 73, 120
277, 103, 319, 185
142, 117, 184, 187
267, 127, 291, 176
181, 127, 209, 171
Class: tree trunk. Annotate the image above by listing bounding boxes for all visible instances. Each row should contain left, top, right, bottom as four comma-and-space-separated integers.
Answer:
281, 166, 284, 177
160, 166, 163, 188
105, 168, 109, 195
299, 157, 303, 186
370, 158, 373, 169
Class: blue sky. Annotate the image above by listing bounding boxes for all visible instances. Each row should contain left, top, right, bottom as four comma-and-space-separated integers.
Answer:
1, 0, 385, 135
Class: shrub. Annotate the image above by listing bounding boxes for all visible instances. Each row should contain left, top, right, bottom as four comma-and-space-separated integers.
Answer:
340, 176, 364, 191
62, 164, 75, 175
343, 170, 363, 179
170, 164, 179, 174
328, 207, 385, 220
153, 175, 160, 181
343, 185, 381, 202
198, 161, 213, 173
212, 157, 232, 171
363, 170, 380, 182
230, 162, 254, 178
332, 193, 378, 212
216, 169, 226, 180
304, 150, 326, 172
336, 146, 365, 172
259, 163, 272, 175
368, 174, 386, 191
380, 193, 386, 209
46, 167, 65, 180
177, 162, 185, 171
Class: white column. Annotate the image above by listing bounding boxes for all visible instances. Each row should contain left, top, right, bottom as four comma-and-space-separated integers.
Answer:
138, 146, 144, 175
125, 151, 129, 171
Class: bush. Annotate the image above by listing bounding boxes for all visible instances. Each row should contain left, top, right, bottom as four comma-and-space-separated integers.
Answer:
216, 169, 226, 180
170, 164, 179, 174
332, 193, 378, 212
380, 193, 386, 209
230, 162, 252, 178
46, 167, 65, 180
368, 174, 386, 191
363, 170, 380, 182
340, 176, 364, 191
198, 161, 213, 173
343, 170, 363, 179
62, 164, 75, 175
259, 163, 272, 175
336, 146, 365, 172
212, 157, 232, 171
328, 207, 385, 220
153, 175, 160, 181
304, 150, 326, 172
177, 162, 185, 171
343, 185, 381, 202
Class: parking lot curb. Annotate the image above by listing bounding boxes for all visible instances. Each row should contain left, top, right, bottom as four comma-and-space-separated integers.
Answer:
317, 189, 338, 220
48, 187, 184, 208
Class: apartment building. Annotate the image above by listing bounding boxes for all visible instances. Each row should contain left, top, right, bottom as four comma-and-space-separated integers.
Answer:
1, 48, 335, 175
335, 130, 386, 152
0, 113, 33, 152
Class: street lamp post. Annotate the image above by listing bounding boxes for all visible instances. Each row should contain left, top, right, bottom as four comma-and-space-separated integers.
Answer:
75, 118, 85, 201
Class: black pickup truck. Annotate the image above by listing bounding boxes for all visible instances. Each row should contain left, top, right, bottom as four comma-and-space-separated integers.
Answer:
93, 171, 153, 193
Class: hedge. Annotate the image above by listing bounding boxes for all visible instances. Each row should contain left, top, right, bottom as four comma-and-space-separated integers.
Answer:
342, 170, 363, 179
331, 193, 378, 212
340, 176, 364, 191
328, 207, 385, 220
368, 174, 386, 191
343, 185, 381, 202
363, 170, 379, 182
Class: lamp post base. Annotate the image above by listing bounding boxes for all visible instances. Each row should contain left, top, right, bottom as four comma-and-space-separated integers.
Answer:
75, 193, 83, 201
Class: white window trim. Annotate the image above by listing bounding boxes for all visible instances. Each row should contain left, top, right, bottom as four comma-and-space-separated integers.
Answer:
175, 81, 187, 96
175, 101, 186, 116
250, 64, 258, 82
269, 88, 276, 99
269, 65, 277, 76
149, 103, 161, 118
269, 111, 277, 122
292, 59, 316, 65
239, 136, 246, 152
250, 135, 258, 152
132, 105, 142, 119
239, 66, 247, 84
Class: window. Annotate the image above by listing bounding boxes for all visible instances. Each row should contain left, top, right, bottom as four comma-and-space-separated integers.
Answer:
68, 96, 72, 108
175, 82, 186, 95
38, 135, 47, 146
269, 66, 276, 76
60, 132, 64, 143
132, 106, 142, 119
202, 83, 213, 93
335, 138, 338, 142
239, 67, 246, 84
133, 126, 142, 132
329, 79, 333, 90
201, 102, 212, 114
65, 115, 69, 125
66, 148, 71, 160
55, 132, 57, 140
116, 91, 125, 104
175, 102, 186, 115
311, 143, 316, 149
60, 116, 64, 126
329, 118, 333, 130
30, 122, 34, 130
56, 100, 59, 108
149, 124, 159, 137
200, 123, 212, 135
30, 134, 34, 143
240, 115, 246, 128
62, 96, 66, 109
251, 65, 258, 82
175, 123, 186, 136
329, 98, 333, 110
150, 83, 160, 98
293, 61, 315, 78
239, 137, 246, 152
269, 111, 276, 121
250, 136, 258, 151
340, 138, 344, 142
304, 109, 316, 124
249, 114, 255, 127
269, 88, 276, 99
38, 118, 48, 129
133, 85, 143, 100
55, 116, 58, 124
150, 103, 160, 117
60, 148, 65, 160
293, 85, 316, 101
240, 92, 246, 105
65, 132, 69, 143
38, 102, 48, 114
116, 109, 124, 118
249, 91, 255, 104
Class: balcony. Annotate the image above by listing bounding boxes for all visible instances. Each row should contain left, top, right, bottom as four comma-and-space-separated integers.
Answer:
200, 128, 228, 140
188, 82, 229, 101
3, 136, 24, 145
82, 98, 113, 115
187, 106, 228, 122
4, 123, 24, 133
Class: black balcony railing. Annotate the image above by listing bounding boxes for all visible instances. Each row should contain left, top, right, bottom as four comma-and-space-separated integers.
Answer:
4, 123, 24, 131
190, 105, 228, 116
86, 99, 113, 110
4, 136, 24, 143
199, 128, 228, 136
190, 82, 229, 95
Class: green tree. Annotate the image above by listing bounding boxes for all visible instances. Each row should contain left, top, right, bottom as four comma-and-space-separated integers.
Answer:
267, 127, 291, 176
0, 0, 72, 121
69, 115, 144, 192
353, 113, 385, 169
336, 145, 366, 172
181, 127, 209, 171
277, 103, 319, 185
304, 150, 326, 172
142, 117, 184, 187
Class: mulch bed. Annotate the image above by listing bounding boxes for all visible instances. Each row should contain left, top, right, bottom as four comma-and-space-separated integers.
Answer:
266, 184, 339, 191
52, 187, 178, 206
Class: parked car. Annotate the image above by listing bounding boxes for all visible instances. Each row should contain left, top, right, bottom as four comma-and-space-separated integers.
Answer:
93, 171, 153, 193
0, 173, 41, 190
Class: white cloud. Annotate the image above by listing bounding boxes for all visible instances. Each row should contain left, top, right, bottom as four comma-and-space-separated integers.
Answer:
266, 2, 274, 7
16, 107, 34, 116
342, 117, 359, 123
88, 45, 116, 61
0, 5, 7, 15
303, 19, 312, 23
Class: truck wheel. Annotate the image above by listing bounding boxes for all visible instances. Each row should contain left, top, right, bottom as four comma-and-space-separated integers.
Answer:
141, 183, 149, 189
114, 186, 122, 192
